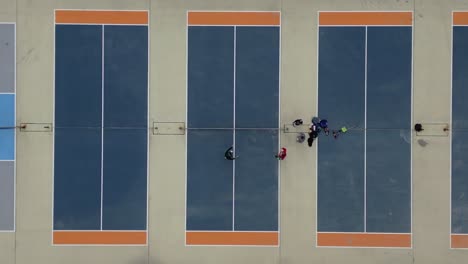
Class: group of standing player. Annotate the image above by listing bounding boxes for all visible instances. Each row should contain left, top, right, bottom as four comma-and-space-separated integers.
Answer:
224, 117, 348, 161
294, 117, 347, 148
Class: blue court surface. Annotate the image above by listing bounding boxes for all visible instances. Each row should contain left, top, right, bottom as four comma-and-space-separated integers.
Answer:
186, 19, 280, 245
53, 14, 149, 244
317, 17, 412, 247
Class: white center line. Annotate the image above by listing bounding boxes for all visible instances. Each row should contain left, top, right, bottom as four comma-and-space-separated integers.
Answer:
232, 26, 237, 231
100, 25, 105, 231
364, 26, 368, 233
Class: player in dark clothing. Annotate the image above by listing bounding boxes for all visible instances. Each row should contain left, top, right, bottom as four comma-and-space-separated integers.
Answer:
224, 146, 238, 160
307, 133, 314, 147
292, 119, 303, 127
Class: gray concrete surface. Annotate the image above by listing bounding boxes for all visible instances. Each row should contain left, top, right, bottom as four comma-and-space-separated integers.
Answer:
0, 0, 466, 263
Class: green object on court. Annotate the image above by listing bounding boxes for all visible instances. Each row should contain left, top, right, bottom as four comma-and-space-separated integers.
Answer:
340, 127, 348, 133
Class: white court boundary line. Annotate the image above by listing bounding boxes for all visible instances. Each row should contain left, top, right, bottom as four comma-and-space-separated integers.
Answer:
315, 11, 320, 248
184, 10, 188, 246
51, 10, 56, 245
277, 12, 282, 248
184, 10, 281, 247
51, 10, 149, 246
315, 10, 414, 248
145, 9, 150, 247
450, 10, 454, 250
410, 11, 414, 248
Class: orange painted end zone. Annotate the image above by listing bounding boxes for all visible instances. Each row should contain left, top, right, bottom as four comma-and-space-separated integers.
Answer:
53, 231, 147, 245
186, 231, 278, 246
55, 10, 148, 24
317, 233, 411, 247
188, 12, 280, 26
451, 234, 468, 248
454, 12, 468, 25
319, 12, 412, 26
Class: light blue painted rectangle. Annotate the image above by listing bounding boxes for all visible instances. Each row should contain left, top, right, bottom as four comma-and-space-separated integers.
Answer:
0, 94, 14, 126
0, 130, 14, 160
0, 94, 14, 160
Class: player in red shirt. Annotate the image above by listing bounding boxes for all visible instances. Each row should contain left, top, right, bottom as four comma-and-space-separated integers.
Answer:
275, 147, 287, 160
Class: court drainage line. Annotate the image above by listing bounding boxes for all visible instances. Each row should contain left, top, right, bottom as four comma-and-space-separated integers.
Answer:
364, 26, 368, 233
232, 26, 237, 231
100, 25, 105, 231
